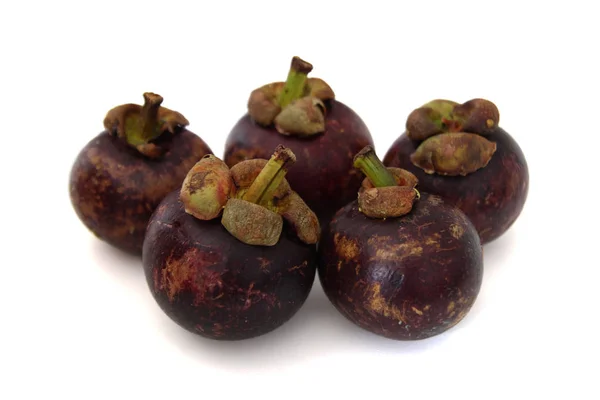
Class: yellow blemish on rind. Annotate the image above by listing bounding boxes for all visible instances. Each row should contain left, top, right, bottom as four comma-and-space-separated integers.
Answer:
334, 233, 360, 261
447, 301, 456, 313
368, 237, 423, 261
449, 224, 464, 239
367, 283, 405, 323
411, 306, 423, 316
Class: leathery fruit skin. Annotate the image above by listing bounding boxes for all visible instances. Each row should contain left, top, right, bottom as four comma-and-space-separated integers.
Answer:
143, 191, 317, 340
224, 100, 374, 222
318, 193, 483, 340
69, 130, 211, 254
384, 127, 528, 244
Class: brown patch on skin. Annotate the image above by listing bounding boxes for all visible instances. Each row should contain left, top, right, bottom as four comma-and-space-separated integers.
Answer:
447, 301, 456, 313
317, 193, 483, 340
411, 306, 424, 316
367, 283, 406, 323
334, 233, 360, 261
69, 130, 212, 254
257, 257, 271, 272
384, 128, 528, 244
224, 100, 374, 221
367, 236, 423, 262
449, 224, 464, 239
287, 260, 308, 277
240, 282, 278, 311
159, 248, 224, 304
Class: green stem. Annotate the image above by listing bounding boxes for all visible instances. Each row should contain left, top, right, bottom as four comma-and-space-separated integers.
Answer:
140, 92, 163, 141
278, 57, 313, 108
243, 145, 296, 205
353, 146, 397, 187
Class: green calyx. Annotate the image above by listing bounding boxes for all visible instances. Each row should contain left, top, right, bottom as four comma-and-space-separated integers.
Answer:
103, 92, 189, 157
406, 98, 501, 176
246, 56, 335, 136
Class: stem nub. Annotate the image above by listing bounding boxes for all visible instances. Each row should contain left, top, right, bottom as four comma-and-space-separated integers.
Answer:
243, 145, 297, 205
278, 57, 313, 108
140, 92, 163, 141
353, 146, 397, 188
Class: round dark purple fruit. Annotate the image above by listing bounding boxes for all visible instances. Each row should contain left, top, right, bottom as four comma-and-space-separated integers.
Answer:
224, 56, 374, 221
383, 99, 528, 244
69, 93, 212, 254
318, 146, 483, 340
143, 146, 320, 340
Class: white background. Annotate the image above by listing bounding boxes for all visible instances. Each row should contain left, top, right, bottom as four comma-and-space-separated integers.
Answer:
1, 1, 599, 399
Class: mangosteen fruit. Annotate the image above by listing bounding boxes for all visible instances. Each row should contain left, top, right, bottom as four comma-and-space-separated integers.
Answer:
143, 146, 320, 340
69, 93, 212, 254
383, 99, 528, 244
318, 146, 483, 340
224, 56, 374, 221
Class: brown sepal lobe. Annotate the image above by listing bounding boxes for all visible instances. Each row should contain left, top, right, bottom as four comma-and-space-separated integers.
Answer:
274, 97, 326, 136
103, 103, 189, 138
221, 198, 283, 246
410, 132, 497, 176
180, 155, 235, 220
274, 192, 320, 244
358, 167, 419, 219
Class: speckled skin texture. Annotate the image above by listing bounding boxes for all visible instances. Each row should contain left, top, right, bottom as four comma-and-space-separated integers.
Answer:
69, 130, 211, 254
383, 128, 528, 244
143, 191, 317, 340
224, 100, 374, 221
318, 194, 483, 340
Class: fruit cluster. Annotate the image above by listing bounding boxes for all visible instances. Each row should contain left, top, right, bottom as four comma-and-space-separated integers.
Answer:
70, 57, 528, 341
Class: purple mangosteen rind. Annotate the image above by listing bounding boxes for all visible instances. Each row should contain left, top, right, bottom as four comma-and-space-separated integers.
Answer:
69, 93, 212, 254
224, 56, 374, 221
143, 191, 317, 340
383, 126, 528, 244
318, 193, 483, 341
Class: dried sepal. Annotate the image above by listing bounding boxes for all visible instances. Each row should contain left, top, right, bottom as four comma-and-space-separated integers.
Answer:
247, 82, 284, 126
103, 99, 189, 140
158, 107, 189, 134
358, 186, 417, 218
410, 132, 497, 176
361, 167, 418, 191
274, 97, 326, 136
406, 99, 458, 141
104, 103, 139, 139
180, 155, 234, 220
406, 98, 500, 141
453, 99, 499, 135
221, 198, 283, 246
274, 191, 320, 244
306, 78, 335, 101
